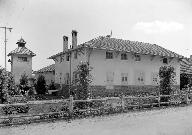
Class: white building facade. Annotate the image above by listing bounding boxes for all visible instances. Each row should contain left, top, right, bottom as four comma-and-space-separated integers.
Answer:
49, 32, 183, 97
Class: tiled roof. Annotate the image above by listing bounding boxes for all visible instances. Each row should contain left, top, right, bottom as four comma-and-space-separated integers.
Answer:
49, 36, 183, 59
8, 47, 36, 56
180, 58, 192, 74
34, 64, 55, 73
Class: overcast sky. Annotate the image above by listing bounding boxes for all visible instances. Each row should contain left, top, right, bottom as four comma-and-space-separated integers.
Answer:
0, 0, 192, 71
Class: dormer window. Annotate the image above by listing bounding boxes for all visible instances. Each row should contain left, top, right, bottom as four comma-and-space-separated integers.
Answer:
106, 51, 113, 59
163, 58, 168, 64
135, 54, 141, 61
18, 57, 27, 62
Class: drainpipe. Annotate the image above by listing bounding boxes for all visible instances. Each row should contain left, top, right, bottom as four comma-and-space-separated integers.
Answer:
87, 47, 93, 98
69, 51, 72, 97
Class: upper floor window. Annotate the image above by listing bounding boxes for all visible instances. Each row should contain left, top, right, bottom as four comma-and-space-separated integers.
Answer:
106, 52, 113, 59
135, 54, 141, 61
18, 57, 27, 62
66, 54, 70, 61
121, 53, 127, 60
163, 58, 168, 64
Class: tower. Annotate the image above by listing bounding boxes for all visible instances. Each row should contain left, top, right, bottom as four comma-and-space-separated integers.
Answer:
8, 38, 36, 84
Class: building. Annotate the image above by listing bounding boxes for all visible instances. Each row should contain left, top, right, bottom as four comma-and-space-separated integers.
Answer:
8, 38, 36, 84
180, 56, 192, 89
180, 56, 192, 75
48, 31, 183, 97
33, 64, 55, 85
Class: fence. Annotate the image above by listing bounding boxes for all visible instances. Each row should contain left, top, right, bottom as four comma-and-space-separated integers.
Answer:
0, 93, 191, 127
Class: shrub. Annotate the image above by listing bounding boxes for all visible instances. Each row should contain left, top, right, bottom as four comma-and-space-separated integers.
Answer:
7, 95, 28, 104
19, 73, 30, 95
2, 104, 29, 115
0, 67, 16, 103
35, 75, 47, 95
48, 81, 56, 90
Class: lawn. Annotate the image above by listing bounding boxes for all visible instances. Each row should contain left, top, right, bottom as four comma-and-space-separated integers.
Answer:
1, 105, 192, 135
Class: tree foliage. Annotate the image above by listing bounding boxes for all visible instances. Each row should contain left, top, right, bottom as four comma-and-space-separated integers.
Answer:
35, 75, 47, 95
0, 67, 16, 103
19, 73, 30, 95
71, 62, 92, 100
159, 66, 176, 96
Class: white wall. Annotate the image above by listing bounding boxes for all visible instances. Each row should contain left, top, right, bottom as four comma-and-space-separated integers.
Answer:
54, 48, 88, 84
89, 49, 180, 86
11, 54, 33, 84
53, 48, 180, 86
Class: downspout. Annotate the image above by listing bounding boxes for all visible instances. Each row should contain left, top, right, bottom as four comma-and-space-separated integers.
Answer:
87, 46, 93, 98
69, 51, 72, 97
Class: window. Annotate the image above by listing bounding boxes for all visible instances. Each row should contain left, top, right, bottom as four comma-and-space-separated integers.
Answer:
66, 54, 70, 61
121, 53, 127, 60
135, 55, 141, 61
73, 72, 79, 83
18, 57, 27, 62
135, 71, 145, 85
65, 73, 70, 84
106, 52, 113, 59
163, 58, 168, 64
121, 73, 128, 85
74, 51, 77, 59
106, 71, 114, 89
151, 72, 159, 85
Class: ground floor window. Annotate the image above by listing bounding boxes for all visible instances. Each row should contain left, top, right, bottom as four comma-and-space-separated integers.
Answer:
121, 73, 129, 85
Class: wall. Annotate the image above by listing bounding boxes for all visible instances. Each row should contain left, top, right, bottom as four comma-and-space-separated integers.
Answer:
54, 48, 88, 85
89, 49, 180, 86
53, 48, 180, 96
11, 54, 32, 84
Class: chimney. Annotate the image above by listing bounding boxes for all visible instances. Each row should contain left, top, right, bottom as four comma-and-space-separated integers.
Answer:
63, 36, 68, 52
72, 30, 77, 49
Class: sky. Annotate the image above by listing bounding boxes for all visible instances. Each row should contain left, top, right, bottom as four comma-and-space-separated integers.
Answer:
0, 0, 192, 71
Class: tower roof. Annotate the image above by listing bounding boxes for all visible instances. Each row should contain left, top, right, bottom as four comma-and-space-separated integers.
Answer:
8, 38, 36, 57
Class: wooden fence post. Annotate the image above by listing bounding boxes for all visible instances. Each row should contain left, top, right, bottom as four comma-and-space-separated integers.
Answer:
69, 95, 74, 115
121, 95, 125, 111
158, 93, 161, 107
186, 92, 189, 105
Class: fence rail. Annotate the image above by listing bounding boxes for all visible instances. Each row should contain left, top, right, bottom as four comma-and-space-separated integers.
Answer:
0, 93, 191, 127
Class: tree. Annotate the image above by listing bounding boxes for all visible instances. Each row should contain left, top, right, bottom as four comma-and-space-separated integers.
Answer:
35, 75, 47, 95
19, 73, 29, 95
0, 67, 9, 103
159, 66, 176, 101
0, 66, 17, 103
71, 62, 92, 100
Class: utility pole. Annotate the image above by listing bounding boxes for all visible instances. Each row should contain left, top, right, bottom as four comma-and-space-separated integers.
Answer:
0, 26, 12, 71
